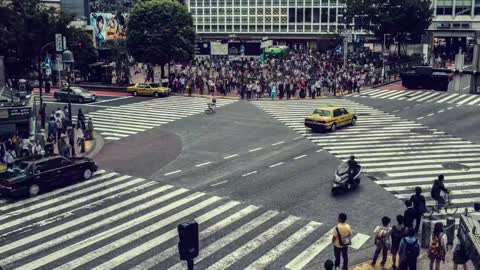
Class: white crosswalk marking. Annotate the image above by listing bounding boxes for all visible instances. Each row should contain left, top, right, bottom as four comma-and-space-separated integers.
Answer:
253, 99, 480, 225
0, 171, 369, 270
352, 88, 480, 108
71, 96, 237, 141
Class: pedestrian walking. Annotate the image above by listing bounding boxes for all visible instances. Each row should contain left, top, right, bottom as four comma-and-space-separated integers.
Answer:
75, 125, 85, 153
48, 117, 57, 141
77, 109, 86, 130
428, 222, 448, 270
399, 228, 420, 270
32, 140, 45, 156
4, 149, 15, 169
410, 187, 427, 233
391, 215, 407, 270
36, 129, 46, 149
403, 200, 416, 229
452, 234, 470, 270
332, 213, 352, 270
372, 216, 392, 269
87, 117, 94, 140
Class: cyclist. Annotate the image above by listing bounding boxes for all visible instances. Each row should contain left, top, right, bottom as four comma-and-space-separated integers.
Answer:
431, 175, 449, 208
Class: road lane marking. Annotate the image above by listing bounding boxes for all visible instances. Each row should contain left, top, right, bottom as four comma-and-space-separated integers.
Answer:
248, 147, 263, 152
438, 109, 445, 113
414, 104, 421, 106
463, 85, 470, 90
269, 162, 284, 168
195, 161, 212, 167
351, 233, 371, 249
90, 96, 132, 104
285, 228, 335, 270
164, 170, 181, 176
447, 106, 454, 110
242, 171, 258, 177
224, 154, 239, 159
416, 116, 424, 120
316, 149, 324, 152
404, 107, 411, 109
294, 136, 304, 140
294, 154, 307, 160
427, 113, 434, 116
210, 180, 229, 187
393, 110, 400, 113
272, 141, 285, 146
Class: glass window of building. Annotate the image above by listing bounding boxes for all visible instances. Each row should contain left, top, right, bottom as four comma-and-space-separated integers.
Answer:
212, 8, 217, 15
266, 16, 272, 23
321, 8, 328, 22
242, 0, 248, 5
212, 17, 218, 23
249, 0, 255, 5
289, 0, 295, 6
296, 8, 303, 22
249, 16, 255, 23
265, 0, 272, 5
191, 0, 196, 7
273, 25, 279, 32
296, 0, 302, 5
197, 17, 203, 23
455, 0, 472, 15
227, 8, 232, 15
322, 0, 328, 5
305, 8, 312, 22
234, 16, 240, 23
329, 24, 336, 32
475, 0, 480, 15
219, 17, 225, 23
234, 8, 240, 14
281, 8, 287, 15
321, 24, 327, 32
218, 25, 224, 31
204, 25, 210, 31
282, 0, 288, 5
436, 0, 453, 15
198, 9, 203, 15
219, 8, 225, 14
219, 0, 225, 5
197, 25, 203, 31
313, 8, 320, 22
191, 8, 196, 15
266, 8, 271, 15
227, 16, 232, 23
249, 25, 255, 31
305, 25, 311, 32
257, 0, 264, 6
242, 8, 247, 14
234, 0, 240, 5
249, 8, 255, 14
313, 25, 319, 31
313, 0, 320, 4
273, 8, 279, 15
281, 24, 287, 31
329, 8, 336, 22
212, 0, 217, 6
242, 25, 248, 31
258, 16, 263, 23
296, 25, 303, 32
305, 0, 312, 6
257, 8, 264, 15
281, 16, 288, 23
205, 17, 210, 23
289, 25, 295, 31
205, 8, 210, 15
266, 25, 272, 32
226, 25, 232, 31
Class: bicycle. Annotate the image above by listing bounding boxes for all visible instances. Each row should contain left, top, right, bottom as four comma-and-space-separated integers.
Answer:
424, 192, 458, 219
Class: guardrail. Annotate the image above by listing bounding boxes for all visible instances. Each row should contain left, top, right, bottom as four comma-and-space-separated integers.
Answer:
458, 214, 480, 269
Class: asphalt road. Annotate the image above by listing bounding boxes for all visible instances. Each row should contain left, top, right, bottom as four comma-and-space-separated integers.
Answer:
2, 95, 440, 270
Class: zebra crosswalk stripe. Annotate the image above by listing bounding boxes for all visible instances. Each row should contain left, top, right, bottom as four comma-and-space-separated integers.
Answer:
0, 170, 362, 270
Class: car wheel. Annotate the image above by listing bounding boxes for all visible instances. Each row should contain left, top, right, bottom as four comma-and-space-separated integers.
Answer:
133, 91, 138, 96
330, 123, 337, 132
154, 92, 159, 97
83, 168, 93, 180
29, 184, 40, 197
351, 117, 356, 126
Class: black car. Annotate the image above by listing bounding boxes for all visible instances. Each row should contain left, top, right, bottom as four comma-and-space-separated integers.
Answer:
53, 87, 97, 103
0, 155, 98, 197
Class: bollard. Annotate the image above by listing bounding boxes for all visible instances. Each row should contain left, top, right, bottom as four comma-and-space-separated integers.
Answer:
421, 220, 432, 248
446, 217, 455, 245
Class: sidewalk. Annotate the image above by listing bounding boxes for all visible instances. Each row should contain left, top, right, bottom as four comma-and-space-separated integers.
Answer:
172, 89, 354, 100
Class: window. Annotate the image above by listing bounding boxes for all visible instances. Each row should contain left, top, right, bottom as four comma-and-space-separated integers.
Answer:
281, 8, 287, 15
249, 0, 255, 4
242, 25, 248, 31
249, 25, 256, 31
219, 8, 225, 14
289, 8, 295, 22
265, 25, 272, 31
205, 8, 210, 15
281, 24, 287, 31
234, 0, 240, 5
212, 17, 218, 23
296, 25, 303, 31
305, 8, 312, 22
191, 0, 196, 7
305, 25, 311, 32
212, 8, 217, 15
234, 8, 240, 14
204, 25, 211, 31
220, 0, 225, 5
219, 25, 225, 32
234, 16, 240, 23
455, 3, 472, 15
333, 109, 343, 117
273, 0, 280, 5
242, 8, 248, 15
226, 25, 232, 31
436, 7, 453, 15
281, 16, 288, 23
233, 25, 240, 32
329, 8, 336, 23
476, 0, 480, 15
273, 25, 279, 32
321, 8, 328, 22
212, 0, 217, 6
273, 16, 279, 23
282, 0, 288, 5
313, 8, 320, 22
289, 25, 295, 31
249, 16, 255, 23
249, 8, 255, 14
296, 8, 303, 22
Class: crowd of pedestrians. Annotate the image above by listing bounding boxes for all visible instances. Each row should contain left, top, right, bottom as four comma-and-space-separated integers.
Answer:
325, 201, 471, 270
167, 48, 384, 100
1, 105, 94, 169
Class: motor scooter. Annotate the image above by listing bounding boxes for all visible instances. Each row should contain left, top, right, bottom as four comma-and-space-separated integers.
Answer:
331, 162, 362, 195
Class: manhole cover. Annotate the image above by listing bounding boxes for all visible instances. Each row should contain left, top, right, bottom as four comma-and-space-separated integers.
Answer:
442, 162, 470, 171
410, 128, 434, 135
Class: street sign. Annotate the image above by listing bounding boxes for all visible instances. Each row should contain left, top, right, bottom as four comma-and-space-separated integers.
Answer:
63, 36, 67, 50
55, 34, 63, 52
347, 35, 353, 43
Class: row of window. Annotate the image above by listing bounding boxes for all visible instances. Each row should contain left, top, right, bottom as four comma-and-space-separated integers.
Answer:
436, 6, 480, 15
194, 16, 344, 23
190, 7, 343, 15
195, 24, 342, 32
189, 0, 345, 7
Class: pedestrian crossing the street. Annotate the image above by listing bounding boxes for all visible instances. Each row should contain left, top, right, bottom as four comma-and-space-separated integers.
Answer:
0, 170, 370, 270
253, 99, 480, 221
351, 88, 480, 106
71, 96, 237, 141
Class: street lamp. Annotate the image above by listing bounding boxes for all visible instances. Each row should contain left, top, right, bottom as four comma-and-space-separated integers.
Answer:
62, 49, 75, 157
38, 42, 55, 126
382, 34, 390, 83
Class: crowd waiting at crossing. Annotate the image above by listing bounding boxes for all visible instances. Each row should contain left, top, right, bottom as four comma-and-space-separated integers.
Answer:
167, 48, 388, 99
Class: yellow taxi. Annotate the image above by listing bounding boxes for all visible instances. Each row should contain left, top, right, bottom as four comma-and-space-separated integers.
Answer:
304, 106, 357, 132
127, 83, 171, 97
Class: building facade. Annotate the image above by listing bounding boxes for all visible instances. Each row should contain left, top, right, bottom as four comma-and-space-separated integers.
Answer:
187, 0, 347, 40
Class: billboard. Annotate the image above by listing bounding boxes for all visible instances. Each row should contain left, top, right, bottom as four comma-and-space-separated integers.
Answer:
89, 0, 132, 48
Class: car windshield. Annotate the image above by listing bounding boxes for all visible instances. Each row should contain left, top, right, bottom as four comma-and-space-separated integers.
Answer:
7, 161, 30, 175
72, 87, 88, 94
312, 109, 331, 117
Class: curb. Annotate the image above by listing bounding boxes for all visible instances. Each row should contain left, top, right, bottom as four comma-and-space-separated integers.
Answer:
350, 250, 429, 270
371, 80, 402, 89
171, 92, 352, 100
83, 131, 104, 159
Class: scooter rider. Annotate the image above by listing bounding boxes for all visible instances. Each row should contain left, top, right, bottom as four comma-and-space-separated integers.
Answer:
347, 155, 358, 182
431, 174, 449, 207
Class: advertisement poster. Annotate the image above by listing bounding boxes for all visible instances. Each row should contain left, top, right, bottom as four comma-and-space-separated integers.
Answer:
89, 0, 131, 48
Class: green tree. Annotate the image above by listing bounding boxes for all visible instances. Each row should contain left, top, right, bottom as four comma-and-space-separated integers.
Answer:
127, 0, 195, 79
67, 28, 98, 81
345, 0, 433, 55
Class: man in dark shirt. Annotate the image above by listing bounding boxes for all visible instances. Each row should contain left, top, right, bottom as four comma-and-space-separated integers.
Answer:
403, 200, 416, 229
410, 187, 426, 233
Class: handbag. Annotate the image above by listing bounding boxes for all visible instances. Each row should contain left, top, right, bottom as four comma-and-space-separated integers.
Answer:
336, 226, 352, 246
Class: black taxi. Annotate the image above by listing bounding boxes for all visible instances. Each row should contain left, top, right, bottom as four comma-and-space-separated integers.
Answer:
0, 155, 98, 197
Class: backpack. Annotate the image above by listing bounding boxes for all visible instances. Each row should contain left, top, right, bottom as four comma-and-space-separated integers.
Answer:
431, 183, 440, 198
375, 227, 390, 247
404, 239, 420, 260
428, 234, 446, 260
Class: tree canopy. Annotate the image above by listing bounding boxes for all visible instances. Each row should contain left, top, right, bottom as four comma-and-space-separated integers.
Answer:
345, 0, 433, 54
127, 0, 195, 77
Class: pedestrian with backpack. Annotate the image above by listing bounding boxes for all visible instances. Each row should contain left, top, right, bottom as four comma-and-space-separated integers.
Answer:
410, 187, 427, 233
391, 215, 407, 270
331, 213, 352, 270
399, 228, 420, 270
372, 216, 392, 269
452, 234, 470, 270
428, 222, 447, 270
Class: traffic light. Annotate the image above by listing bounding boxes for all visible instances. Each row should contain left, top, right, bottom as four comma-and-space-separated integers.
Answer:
178, 221, 199, 261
